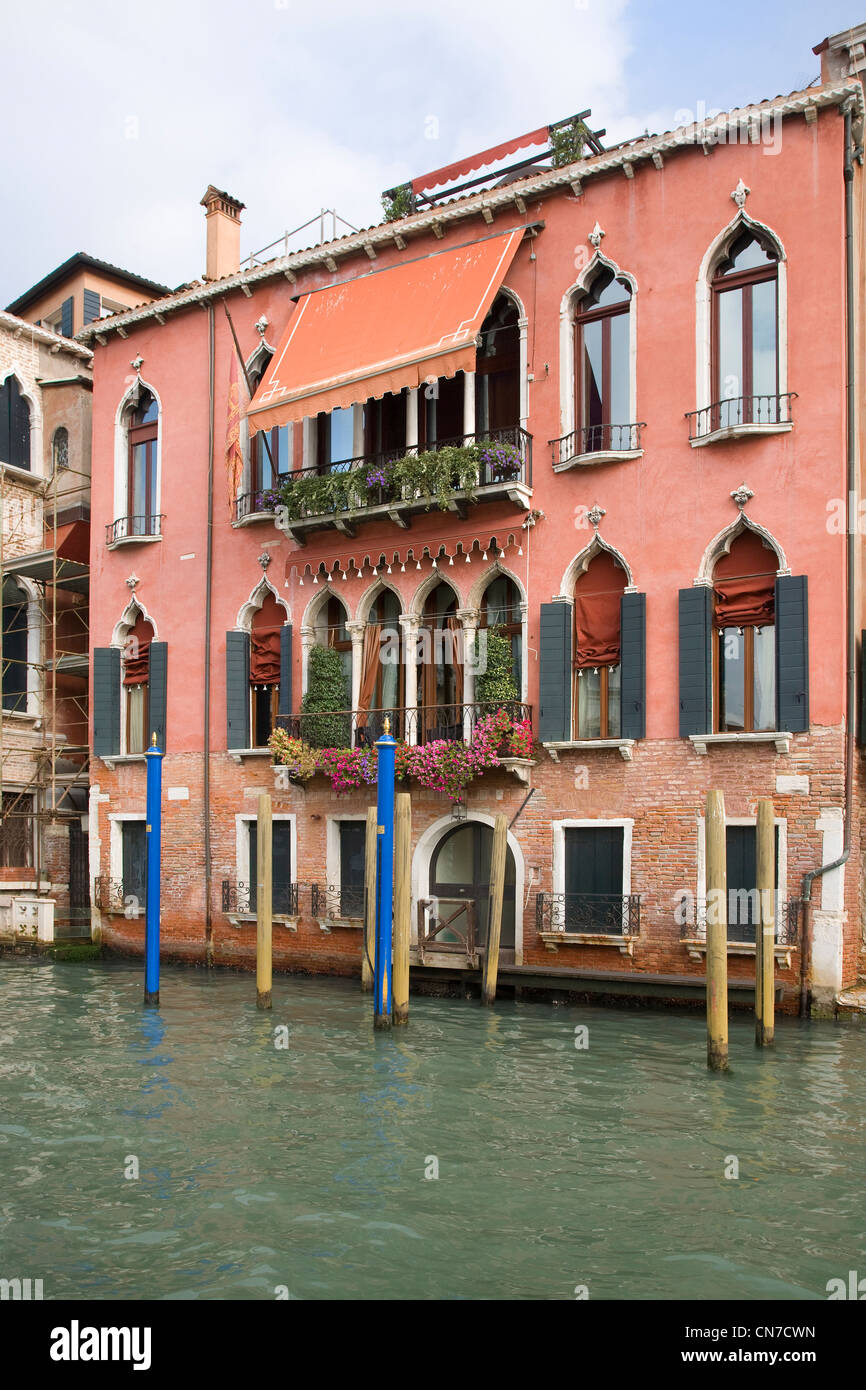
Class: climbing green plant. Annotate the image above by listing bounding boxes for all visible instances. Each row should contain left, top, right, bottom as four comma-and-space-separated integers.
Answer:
476, 627, 520, 706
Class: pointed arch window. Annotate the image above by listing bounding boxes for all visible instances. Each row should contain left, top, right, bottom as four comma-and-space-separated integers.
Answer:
2, 577, 29, 712
712, 531, 776, 733
711, 232, 779, 429
574, 269, 632, 453
249, 354, 291, 496
572, 551, 627, 738
126, 389, 159, 537
123, 611, 153, 753
480, 574, 522, 695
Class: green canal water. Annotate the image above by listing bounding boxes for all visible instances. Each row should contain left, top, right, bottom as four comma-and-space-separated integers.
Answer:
1, 958, 864, 1301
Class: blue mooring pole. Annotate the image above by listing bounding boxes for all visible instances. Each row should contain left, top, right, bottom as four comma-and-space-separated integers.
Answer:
144, 733, 164, 1006
374, 721, 396, 1029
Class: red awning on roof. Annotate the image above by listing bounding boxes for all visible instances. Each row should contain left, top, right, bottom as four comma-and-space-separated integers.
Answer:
246, 229, 524, 434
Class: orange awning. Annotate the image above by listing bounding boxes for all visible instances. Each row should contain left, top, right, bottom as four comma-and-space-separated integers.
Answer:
246, 228, 524, 433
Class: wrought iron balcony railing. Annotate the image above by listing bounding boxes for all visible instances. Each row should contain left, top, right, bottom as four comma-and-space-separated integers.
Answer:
678, 893, 799, 946
311, 883, 366, 921
93, 876, 145, 915
275, 700, 531, 750
535, 891, 641, 937
106, 514, 164, 544
550, 422, 645, 467
232, 426, 532, 525
221, 880, 299, 916
685, 393, 796, 442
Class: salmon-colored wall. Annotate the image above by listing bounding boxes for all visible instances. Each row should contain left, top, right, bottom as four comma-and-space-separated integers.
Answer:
89, 107, 850, 751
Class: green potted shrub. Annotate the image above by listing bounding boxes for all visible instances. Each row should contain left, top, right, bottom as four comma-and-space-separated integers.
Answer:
301, 645, 351, 747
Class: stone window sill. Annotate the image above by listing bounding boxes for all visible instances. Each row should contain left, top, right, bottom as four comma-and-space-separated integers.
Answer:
1, 709, 40, 724
689, 732, 791, 755
229, 748, 275, 763
553, 449, 643, 473
690, 421, 793, 449
0, 462, 43, 489
226, 915, 298, 931
682, 938, 795, 969
315, 916, 364, 934
539, 929, 636, 957
100, 754, 147, 769
544, 739, 635, 762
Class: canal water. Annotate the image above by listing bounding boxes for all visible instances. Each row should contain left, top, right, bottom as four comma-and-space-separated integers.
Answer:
1, 958, 864, 1301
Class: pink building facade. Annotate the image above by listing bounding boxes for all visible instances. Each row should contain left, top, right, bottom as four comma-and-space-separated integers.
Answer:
83, 57, 866, 1013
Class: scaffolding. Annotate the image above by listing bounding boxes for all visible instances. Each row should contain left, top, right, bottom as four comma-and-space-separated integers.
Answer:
1, 456, 90, 932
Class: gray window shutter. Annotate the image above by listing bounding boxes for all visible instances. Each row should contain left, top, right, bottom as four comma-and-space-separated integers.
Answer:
60, 296, 74, 337
620, 591, 646, 740
226, 631, 250, 749
278, 624, 293, 719
539, 601, 572, 742
148, 641, 167, 751
93, 647, 121, 756
775, 575, 809, 733
678, 587, 712, 736
82, 289, 101, 326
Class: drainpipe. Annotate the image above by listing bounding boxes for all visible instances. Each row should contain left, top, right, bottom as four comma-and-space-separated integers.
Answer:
799, 102, 860, 1016
204, 304, 215, 965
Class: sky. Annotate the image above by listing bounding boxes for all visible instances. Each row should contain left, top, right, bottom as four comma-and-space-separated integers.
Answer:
2, 0, 863, 307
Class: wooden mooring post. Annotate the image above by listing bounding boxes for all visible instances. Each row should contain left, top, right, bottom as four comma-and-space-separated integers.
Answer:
393, 793, 411, 1024
756, 797, 776, 1047
256, 792, 273, 1010
705, 789, 728, 1071
362, 805, 377, 993
481, 813, 507, 1007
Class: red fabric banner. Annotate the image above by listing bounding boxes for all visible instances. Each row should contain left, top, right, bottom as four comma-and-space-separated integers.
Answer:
123, 614, 153, 686
250, 594, 284, 685
713, 531, 777, 628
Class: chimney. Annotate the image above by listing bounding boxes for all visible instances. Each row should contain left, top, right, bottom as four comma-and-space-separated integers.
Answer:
200, 185, 245, 281
813, 25, 866, 85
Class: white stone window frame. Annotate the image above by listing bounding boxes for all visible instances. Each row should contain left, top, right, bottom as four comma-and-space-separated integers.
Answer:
110, 597, 159, 759
107, 812, 146, 916
234, 810, 298, 922
694, 812, 788, 944
558, 253, 639, 451
0, 369, 42, 481
229, 576, 292, 757
552, 818, 634, 900
694, 209, 788, 426
112, 377, 163, 536
2, 574, 42, 718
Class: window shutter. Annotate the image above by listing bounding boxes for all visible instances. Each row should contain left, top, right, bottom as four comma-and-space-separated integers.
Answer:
93, 647, 121, 756
82, 289, 101, 325
678, 587, 712, 737
0, 380, 10, 463
278, 624, 293, 719
148, 641, 167, 750
226, 631, 250, 749
60, 297, 74, 337
859, 631, 866, 745
539, 601, 572, 742
775, 575, 809, 733
619, 591, 646, 740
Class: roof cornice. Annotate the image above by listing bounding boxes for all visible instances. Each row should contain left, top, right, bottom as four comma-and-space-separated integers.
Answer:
0, 309, 93, 362
77, 80, 863, 346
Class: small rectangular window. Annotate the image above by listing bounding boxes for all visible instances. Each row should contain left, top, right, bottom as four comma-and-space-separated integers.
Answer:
0, 794, 34, 867
563, 826, 625, 932
248, 821, 293, 915
121, 822, 147, 909
339, 821, 366, 918
725, 824, 780, 944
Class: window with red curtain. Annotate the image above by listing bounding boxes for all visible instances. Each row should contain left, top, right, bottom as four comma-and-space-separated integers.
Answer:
123, 613, 153, 753
713, 529, 776, 733
251, 593, 284, 747
573, 551, 626, 738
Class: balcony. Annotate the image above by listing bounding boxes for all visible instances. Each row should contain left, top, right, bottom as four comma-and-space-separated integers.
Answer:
232, 427, 533, 541
679, 894, 800, 966
311, 883, 365, 928
276, 700, 532, 750
550, 422, 645, 472
106, 514, 164, 547
221, 880, 299, 919
536, 891, 641, 955
686, 393, 796, 446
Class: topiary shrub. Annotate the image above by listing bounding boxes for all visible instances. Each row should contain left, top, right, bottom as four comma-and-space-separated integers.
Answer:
301, 645, 351, 747
475, 627, 519, 709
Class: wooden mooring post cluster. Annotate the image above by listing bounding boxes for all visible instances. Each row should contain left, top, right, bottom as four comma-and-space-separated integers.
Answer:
704, 789, 775, 1071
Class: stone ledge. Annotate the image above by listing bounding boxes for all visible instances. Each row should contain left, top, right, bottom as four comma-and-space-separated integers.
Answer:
538, 930, 636, 957
544, 739, 635, 762
689, 731, 792, 755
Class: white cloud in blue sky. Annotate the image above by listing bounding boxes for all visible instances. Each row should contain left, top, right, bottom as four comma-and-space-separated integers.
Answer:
2, 0, 860, 305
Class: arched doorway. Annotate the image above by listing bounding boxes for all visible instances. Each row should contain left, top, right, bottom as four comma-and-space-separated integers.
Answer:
427, 821, 516, 962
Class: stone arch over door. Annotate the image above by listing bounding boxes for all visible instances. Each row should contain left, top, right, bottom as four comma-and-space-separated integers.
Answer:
412, 812, 525, 965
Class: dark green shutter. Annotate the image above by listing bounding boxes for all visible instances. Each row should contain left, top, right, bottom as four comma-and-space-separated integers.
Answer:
82, 289, 101, 325
278, 624, 293, 719
678, 587, 713, 736
539, 601, 572, 742
1, 377, 30, 470
619, 591, 646, 740
93, 647, 121, 756
148, 641, 167, 750
775, 575, 809, 733
60, 297, 74, 337
226, 631, 250, 749
859, 631, 866, 745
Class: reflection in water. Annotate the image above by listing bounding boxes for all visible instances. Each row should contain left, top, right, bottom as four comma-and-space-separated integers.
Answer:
0, 958, 864, 1301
